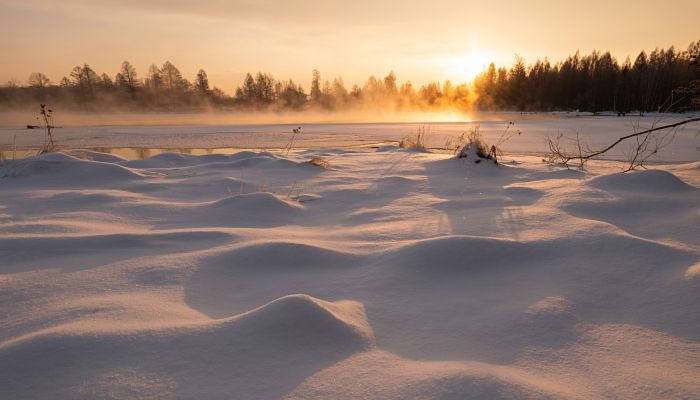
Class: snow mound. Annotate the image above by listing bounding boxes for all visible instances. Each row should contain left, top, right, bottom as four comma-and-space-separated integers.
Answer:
0, 295, 373, 400
122, 152, 203, 168
227, 294, 374, 347
588, 169, 695, 193
286, 351, 574, 400
228, 150, 269, 160
1, 152, 147, 183
185, 243, 363, 317
190, 192, 305, 227
208, 192, 303, 212
179, 152, 308, 173
383, 236, 526, 276
197, 153, 235, 163
524, 296, 577, 345
125, 152, 255, 168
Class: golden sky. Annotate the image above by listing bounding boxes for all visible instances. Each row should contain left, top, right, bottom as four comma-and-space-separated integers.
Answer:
1, 0, 698, 93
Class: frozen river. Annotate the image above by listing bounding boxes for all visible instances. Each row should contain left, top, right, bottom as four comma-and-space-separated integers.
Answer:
1, 112, 699, 161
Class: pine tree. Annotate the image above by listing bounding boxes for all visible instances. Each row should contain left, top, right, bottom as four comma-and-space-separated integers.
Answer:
195, 69, 210, 94
310, 69, 322, 104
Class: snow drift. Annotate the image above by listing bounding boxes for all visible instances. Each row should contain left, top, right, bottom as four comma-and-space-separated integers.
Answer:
0, 147, 698, 399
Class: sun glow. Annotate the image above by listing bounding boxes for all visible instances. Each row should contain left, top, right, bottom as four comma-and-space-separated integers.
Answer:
444, 50, 495, 83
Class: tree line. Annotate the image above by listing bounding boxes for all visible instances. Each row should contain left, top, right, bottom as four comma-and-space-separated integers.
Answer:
0, 61, 473, 112
231, 69, 472, 112
1, 38, 698, 113
473, 40, 700, 113
0, 61, 226, 111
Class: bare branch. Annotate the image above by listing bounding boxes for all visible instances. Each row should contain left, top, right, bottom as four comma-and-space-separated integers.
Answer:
546, 117, 700, 170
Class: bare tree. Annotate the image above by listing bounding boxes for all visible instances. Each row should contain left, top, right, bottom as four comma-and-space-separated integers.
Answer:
5, 78, 20, 88
145, 64, 163, 89
115, 61, 139, 92
160, 61, 186, 90
28, 72, 50, 88
100, 73, 113, 88
70, 64, 97, 88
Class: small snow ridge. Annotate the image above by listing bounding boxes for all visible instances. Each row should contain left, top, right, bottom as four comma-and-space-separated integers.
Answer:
209, 192, 303, 211
524, 296, 577, 347
227, 150, 261, 160
123, 152, 200, 168
375, 175, 422, 192
229, 294, 375, 347
526, 296, 571, 316
588, 170, 695, 193
685, 262, 700, 280
189, 192, 304, 227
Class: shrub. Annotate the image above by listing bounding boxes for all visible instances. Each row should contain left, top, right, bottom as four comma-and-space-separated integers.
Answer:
456, 123, 520, 164
456, 126, 495, 163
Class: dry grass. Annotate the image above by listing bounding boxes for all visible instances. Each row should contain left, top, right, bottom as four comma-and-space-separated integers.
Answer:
284, 126, 302, 155
455, 123, 521, 164
307, 157, 331, 169
399, 125, 428, 150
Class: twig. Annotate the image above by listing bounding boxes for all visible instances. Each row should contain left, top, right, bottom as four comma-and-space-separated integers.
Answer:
285, 126, 302, 155
548, 117, 700, 167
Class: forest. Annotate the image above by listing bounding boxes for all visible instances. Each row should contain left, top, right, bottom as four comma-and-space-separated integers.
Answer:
1, 39, 698, 113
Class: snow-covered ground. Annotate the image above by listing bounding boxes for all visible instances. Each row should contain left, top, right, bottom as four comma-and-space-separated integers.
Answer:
0, 120, 699, 399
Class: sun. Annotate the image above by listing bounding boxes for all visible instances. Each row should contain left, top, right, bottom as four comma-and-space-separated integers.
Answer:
444, 50, 494, 82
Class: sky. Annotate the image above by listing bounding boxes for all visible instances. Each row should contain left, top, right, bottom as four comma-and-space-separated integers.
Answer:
0, 0, 698, 94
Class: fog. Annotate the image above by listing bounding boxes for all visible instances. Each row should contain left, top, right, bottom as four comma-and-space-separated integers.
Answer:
0, 109, 485, 128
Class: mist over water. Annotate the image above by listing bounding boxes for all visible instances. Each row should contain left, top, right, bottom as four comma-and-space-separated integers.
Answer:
0, 109, 480, 128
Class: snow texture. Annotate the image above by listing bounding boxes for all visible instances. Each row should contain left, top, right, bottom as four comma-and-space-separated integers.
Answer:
0, 138, 699, 399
